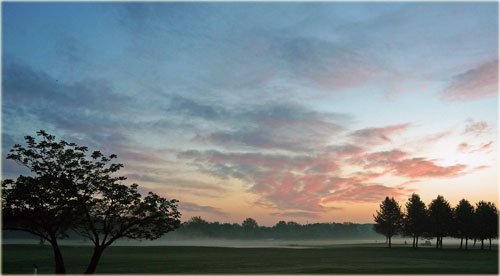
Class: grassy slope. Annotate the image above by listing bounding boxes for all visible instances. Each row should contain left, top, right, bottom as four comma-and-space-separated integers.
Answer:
2, 244, 498, 274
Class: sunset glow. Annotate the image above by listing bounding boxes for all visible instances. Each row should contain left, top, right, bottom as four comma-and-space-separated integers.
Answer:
2, 2, 498, 226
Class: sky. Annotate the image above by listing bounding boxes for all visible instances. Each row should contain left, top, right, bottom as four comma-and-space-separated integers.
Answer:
2, 2, 498, 226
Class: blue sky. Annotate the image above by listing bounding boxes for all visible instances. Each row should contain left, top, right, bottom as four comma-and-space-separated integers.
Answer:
2, 2, 498, 224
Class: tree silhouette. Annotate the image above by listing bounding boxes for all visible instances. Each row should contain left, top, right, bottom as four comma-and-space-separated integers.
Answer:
402, 194, 427, 248
242, 218, 259, 239
475, 201, 498, 250
373, 197, 403, 248
78, 181, 180, 274
453, 199, 474, 249
2, 131, 181, 274
428, 195, 453, 249
242, 218, 259, 229
2, 176, 76, 274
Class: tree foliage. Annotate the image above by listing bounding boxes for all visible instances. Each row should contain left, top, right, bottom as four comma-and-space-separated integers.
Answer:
402, 194, 427, 248
373, 197, 403, 248
428, 195, 453, 248
2, 131, 181, 274
475, 201, 498, 250
453, 199, 474, 249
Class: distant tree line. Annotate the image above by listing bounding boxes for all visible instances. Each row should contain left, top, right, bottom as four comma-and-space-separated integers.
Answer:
168, 216, 380, 240
374, 194, 498, 249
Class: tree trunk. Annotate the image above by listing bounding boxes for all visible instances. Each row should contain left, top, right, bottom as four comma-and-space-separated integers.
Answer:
460, 237, 463, 249
465, 237, 468, 250
436, 236, 439, 248
388, 236, 391, 248
84, 246, 105, 274
489, 238, 492, 250
416, 235, 419, 248
481, 239, 484, 250
49, 239, 66, 274
412, 235, 416, 248
473, 238, 476, 247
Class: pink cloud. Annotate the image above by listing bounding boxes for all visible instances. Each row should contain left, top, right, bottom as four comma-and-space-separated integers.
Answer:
349, 149, 408, 166
178, 150, 412, 211
471, 165, 490, 173
457, 142, 471, 153
354, 149, 467, 179
179, 143, 469, 212
389, 158, 466, 178
457, 141, 494, 153
476, 141, 494, 152
442, 59, 499, 101
322, 182, 408, 203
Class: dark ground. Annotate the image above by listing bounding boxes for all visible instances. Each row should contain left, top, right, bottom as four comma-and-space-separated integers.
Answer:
2, 243, 498, 274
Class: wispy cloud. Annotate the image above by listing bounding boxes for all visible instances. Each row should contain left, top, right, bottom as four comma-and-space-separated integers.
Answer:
349, 123, 411, 145
198, 103, 349, 152
179, 202, 228, 218
464, 120, 490, 136
442, 60, 498, 101
356, 149, 467, 178
457, 141, 494, 154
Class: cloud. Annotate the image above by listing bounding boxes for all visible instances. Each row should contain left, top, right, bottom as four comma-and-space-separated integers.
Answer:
166, 95, 226, 120
421, 130, 454, 144
2, 60, 137, 150
349, 123, 411, 145
270, 211, 322, 219
178, 202, 228, 217
457, 142, 471, 153
198, 103, 349, 152
457, 141, 494, 153
388, 158, 466, 178
442, 59, 499, 101
178, 149, 414, 211
322, 182, 408, 204
326, 144, 365, 157
464, 120, 490, 136
351, 149, 467, 179
275, 36, 378, 90
471, 165, 490, 173
2, 61, 129, 112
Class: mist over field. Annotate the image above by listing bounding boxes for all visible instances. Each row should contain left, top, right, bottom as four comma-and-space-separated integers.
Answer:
5, 230, 495, 248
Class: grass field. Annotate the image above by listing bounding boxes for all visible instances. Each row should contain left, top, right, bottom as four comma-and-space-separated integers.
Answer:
2, 244, 498, 274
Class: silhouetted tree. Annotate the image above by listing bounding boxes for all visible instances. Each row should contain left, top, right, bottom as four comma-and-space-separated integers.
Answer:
2, 131, 181, 274
453, 199, 475, 249
242, 217, 259, 229
374, 197, 403, 248
428, 195, 453, 249
242, 218, 259, 239
475, 201, 498, 250
403, 194, 427, 248
2, 176, 76, 274
2, 131, 94, 274
78, 180, 180, 274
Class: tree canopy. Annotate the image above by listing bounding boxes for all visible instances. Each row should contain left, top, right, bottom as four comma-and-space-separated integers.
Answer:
453, 199, 475, 249
373, 196, 403, 248
428, 195, 453, 249
2, 131, 181, 274
403, 193, 427, 248
475, 201, 498, 250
